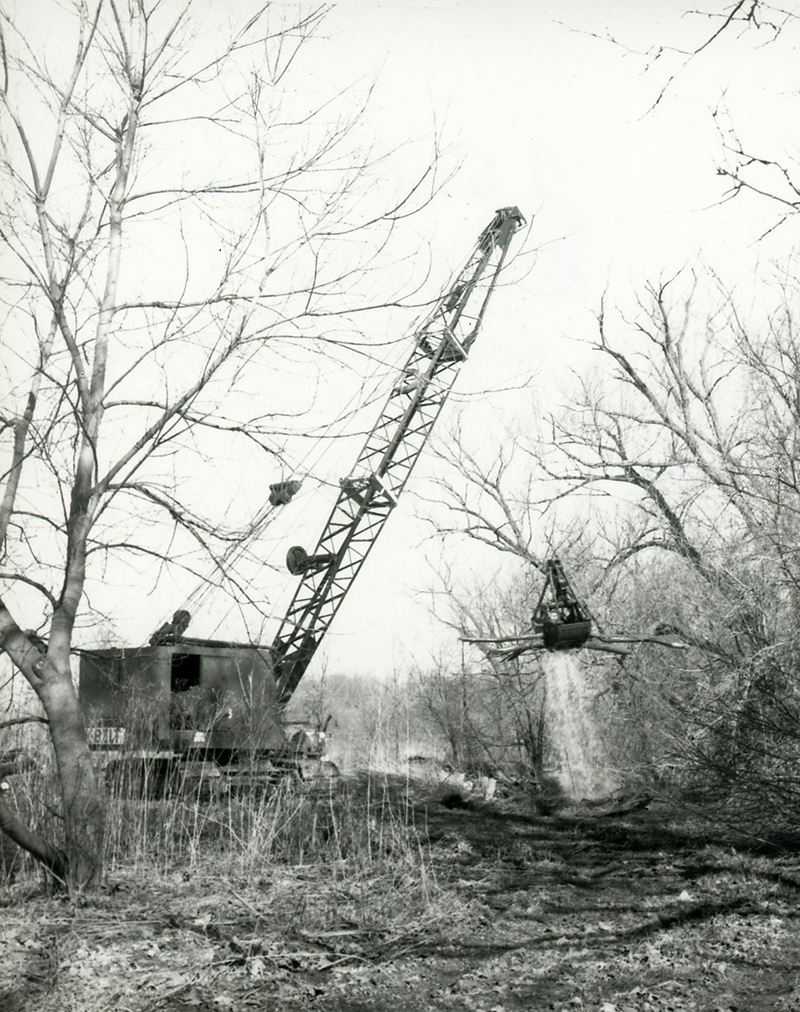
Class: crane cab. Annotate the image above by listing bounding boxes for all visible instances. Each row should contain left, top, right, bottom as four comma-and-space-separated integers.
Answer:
79, 638, 286, 760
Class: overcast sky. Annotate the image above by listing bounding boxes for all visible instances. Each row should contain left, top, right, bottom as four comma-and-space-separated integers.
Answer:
13, 0, 798, 677
214, 0, 797, 680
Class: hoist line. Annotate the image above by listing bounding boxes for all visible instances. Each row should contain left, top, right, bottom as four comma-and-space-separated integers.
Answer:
201, 333, 414, 639
152, 319, 418, 643
195, 296, 458, 643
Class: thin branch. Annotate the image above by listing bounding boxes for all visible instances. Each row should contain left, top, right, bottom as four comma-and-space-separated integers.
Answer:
0, 714, 49, 731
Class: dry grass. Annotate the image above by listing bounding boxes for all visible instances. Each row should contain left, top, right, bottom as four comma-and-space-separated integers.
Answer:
3, 757, 442, 887
0, 763, 453, 1010
3, 777, 800, 1012
103, 770, 434, 880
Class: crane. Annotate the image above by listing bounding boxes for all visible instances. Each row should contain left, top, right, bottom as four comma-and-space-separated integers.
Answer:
102, 206, 526, 777
270, 206, 525, 701
78, 205, 676, 791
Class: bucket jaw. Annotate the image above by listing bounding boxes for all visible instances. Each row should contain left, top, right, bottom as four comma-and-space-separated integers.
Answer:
532, 559, 593, 650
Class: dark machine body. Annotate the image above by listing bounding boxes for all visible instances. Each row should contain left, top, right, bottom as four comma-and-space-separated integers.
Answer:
80, 639, 286, 759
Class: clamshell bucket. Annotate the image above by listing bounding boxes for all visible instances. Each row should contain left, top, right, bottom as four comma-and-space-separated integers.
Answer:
533, 559, 593, 651
542, 619, 592, 650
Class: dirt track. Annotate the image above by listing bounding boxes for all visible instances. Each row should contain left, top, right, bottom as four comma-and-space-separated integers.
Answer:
1, 796, 799, 1012
412, 801, 800, 1012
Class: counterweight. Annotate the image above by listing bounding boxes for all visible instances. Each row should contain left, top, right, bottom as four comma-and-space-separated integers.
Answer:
272, 207, 525, 700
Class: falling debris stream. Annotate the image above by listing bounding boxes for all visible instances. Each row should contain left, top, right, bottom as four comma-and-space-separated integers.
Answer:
543, 652, 618, 799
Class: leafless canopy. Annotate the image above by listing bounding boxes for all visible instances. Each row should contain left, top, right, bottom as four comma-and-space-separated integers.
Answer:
0, 0, 445, 888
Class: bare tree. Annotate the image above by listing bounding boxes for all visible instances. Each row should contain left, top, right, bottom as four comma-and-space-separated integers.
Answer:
430, 269, 800, 817
597, 2, 800, 233
0, 0, 442, 888
421, 425, 546, 568
416, 562, 555, 780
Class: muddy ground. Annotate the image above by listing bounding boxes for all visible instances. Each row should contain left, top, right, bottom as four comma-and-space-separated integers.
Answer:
1, 792, 799, 1012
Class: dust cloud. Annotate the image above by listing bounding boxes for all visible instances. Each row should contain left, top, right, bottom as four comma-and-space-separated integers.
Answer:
543, 652, 618, 800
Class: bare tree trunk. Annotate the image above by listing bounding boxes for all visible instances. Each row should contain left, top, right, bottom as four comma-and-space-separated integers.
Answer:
0, 797, 63, 876
38, 655, 104, 888
0, 1, 445, 886
0, 602, 104, 888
